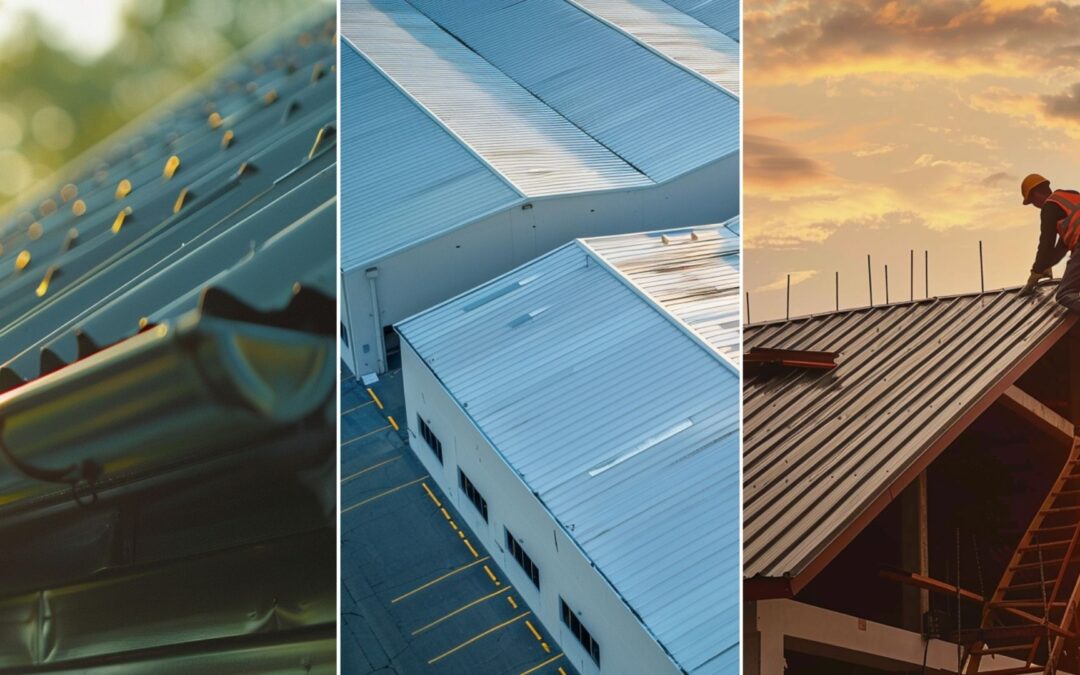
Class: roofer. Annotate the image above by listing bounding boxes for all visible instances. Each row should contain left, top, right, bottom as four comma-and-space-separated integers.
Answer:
1019, 173, 1080, 310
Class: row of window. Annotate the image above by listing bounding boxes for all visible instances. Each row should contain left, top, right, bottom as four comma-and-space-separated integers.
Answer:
458, 469, 489, 522
413, 415, 599, 670
561, 598, 601, 667
505, 527, 540, 589
417, 415, 443, 463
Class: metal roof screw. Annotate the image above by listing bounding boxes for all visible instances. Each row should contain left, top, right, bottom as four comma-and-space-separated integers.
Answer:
71, 199, 86, 217
163, 155, 181, 180
59, 183, 77, 202
15, 250, 31, 271
115, 178, 132, 200
27, 222, 43, 240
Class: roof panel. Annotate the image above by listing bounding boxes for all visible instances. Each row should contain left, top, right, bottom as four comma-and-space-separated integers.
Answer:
341, 0, 652, 198
397, 241, 740, 674
743, 286, 1074, 583
586, 220, 741, 362
339, 44, 522, 269
662, 0, 739, 41
572, 0, 740, 95
408, 0, 739, 182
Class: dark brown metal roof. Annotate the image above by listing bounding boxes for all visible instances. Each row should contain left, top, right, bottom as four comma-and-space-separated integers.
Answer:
743, 282, 1077, 595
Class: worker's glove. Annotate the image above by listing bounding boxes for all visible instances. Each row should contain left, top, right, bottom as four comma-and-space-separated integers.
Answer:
1019, 270, 1051, 296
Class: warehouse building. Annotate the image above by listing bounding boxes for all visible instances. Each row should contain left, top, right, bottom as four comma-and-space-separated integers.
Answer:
340, 0, 740, 377
742, 284, 1080, 674
395, 222, 741, 675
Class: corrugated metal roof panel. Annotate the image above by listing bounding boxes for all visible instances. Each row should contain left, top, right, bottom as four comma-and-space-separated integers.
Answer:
397, 240, 739, 674
587, 220, 741, 362
0, 21, 336, 387
743, 286, 1074, 583
408, 0, 739, 183
339, 44, 522, 270
572, 0, 740, 95
662, 0, 739, 41
341, 0, 652, 198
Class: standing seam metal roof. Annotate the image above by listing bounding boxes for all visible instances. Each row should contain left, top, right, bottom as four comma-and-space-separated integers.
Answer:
340, 0, 740, 273
662, 0, 739, 41
586, 219, 741, 362
408, 0, 740, 182
398, 240, 740, 674
743, 285, 1074, 585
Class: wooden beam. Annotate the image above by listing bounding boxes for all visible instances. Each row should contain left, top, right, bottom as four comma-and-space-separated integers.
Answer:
999, 384, 1074, 442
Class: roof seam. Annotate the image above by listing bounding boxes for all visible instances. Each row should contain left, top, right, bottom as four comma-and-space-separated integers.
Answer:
341, 37, 528, 199
401, 0, 656, 185
563, 0, 739, 102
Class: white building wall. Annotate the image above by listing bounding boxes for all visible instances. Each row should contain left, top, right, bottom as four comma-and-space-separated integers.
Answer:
400, 342, 683, 675
344, 154, 738, 376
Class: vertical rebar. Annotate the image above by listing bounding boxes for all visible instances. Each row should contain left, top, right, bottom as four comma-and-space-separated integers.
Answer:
885, 265, 890, 304
910, 249, 914, 302
786, 274, 791, 320
925, 250, 929, 299
835, 271, 839, 312
868, 254, 873, 307
745, 291, 750, 324
956, 528, 962, 674
979, 240, 985, 293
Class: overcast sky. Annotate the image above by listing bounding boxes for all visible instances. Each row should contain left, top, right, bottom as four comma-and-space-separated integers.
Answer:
744, 0, 1080, 322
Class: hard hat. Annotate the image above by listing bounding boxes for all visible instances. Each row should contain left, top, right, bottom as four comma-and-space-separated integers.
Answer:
1021, 173, 1050, 204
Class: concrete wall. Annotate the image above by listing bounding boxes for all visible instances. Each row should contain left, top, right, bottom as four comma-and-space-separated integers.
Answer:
344, 154, 738, 376
399, 341, 682, 675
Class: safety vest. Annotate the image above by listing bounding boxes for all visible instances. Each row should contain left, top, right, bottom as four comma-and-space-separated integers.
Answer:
1047, 190, 1080, 251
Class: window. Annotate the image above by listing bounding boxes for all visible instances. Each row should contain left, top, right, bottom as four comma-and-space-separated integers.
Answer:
417, 415, 443, 463
505, 528, 540, 589
340, 322, 349, 347
560, 598, 600, 667
458, 469, 488, 522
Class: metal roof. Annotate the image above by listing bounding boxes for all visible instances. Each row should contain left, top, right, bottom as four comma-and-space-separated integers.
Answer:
341, 0, 650, 197
572, 0, 740, 95
0, 21, 336, 387
586, 219, 741, 362
0, 14, 336, 671
397, 240, 740, 674
407, 0, 739, 182
743, 285, 1076, 592
340, 0, 740, 272
662, 0, 739, 41
339, 44, 523, 270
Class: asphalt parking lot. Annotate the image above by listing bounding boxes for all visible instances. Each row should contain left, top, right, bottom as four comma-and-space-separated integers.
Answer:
340, 365, 577, 675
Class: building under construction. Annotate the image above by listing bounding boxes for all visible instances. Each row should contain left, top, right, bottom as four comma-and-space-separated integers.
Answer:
743, 281, 1080, 674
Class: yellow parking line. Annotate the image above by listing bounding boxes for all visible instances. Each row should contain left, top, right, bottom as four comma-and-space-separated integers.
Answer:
440, 507, 452, 520
341, 476, 426, 514
341, 456, 400, 483
410, 586, 512, 635
391, 556, 491, 604
341, 425, 391, 446
422, 482, 442, 507
541, 642, 551, 653
507, 596, 518, 609
341, 400, 374, 415
558, 667, 567, 675
525, 619, 542, 642
366, 387, 383, 409
483, 564, 500, 586
463, 538, 479, 558
428, 611, 531, 665
520, 652, 564, 675
388, 415, 399, 431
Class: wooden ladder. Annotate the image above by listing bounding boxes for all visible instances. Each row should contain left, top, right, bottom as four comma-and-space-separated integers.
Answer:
967, 436, 1080, 674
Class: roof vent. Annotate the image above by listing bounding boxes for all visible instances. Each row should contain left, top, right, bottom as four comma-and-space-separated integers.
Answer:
463, 275, 540, 312
589, 419, 694, 477
509, 306, 548, 328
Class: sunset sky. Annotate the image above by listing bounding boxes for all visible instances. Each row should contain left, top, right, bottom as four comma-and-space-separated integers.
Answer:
744, 0, 1080, 322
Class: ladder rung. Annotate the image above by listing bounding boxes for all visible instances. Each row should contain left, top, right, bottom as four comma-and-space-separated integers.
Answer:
992, 600, 1067, 608
1019, 540, 1071, 550
1011, 558, 1065, 570
1005, 580, 1056, 590
1032, 524, 1078, 534
1039, 505, 1080, 513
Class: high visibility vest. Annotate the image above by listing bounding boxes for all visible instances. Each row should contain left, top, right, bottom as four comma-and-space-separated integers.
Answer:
1047, 190, 1080, 251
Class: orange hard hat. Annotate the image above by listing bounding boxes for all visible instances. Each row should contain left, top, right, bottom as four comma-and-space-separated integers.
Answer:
1021, 173, 1050, 204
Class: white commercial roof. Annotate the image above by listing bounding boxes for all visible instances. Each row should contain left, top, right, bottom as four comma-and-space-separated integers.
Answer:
397, 237, 740, 674
586, 220, 741, 362
340, 0, 740, 272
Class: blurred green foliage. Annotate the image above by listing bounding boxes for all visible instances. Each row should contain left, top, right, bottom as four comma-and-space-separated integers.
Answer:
0, 0, 329, 212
